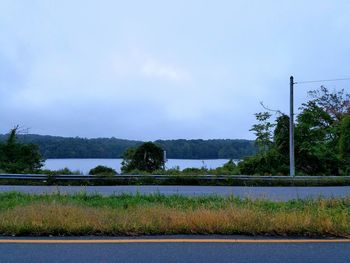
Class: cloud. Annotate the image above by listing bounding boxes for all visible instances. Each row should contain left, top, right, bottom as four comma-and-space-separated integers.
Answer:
141, 59, 190, 82
110, 49, 191, 82
1, 0, 350, 140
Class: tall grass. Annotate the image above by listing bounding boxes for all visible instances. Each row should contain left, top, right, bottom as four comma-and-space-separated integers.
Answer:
0, 192, 349, 237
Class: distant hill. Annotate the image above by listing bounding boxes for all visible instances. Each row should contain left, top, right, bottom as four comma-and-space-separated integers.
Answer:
0, 134, 257, 159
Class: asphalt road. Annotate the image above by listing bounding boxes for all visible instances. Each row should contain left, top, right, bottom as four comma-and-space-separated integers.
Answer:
0, 185, 350, 200
0, 237, 349, 263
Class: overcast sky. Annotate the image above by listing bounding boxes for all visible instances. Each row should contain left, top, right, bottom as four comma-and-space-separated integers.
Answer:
1, 1, 350, 140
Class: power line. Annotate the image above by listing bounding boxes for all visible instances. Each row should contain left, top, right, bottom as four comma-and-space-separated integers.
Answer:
295, 77, 350, 84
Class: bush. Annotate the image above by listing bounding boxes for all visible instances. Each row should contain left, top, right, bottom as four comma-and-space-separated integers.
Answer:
39, 168, 82, 175
238, 150, 289, 176
89, 166, 117, 176
211, 159, 239, 175
122, 161, 239, 176
153, 167, 181, 175
182, 167, 207, 175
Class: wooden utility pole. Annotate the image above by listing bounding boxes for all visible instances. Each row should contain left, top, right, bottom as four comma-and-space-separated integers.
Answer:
290, 76, 295, 177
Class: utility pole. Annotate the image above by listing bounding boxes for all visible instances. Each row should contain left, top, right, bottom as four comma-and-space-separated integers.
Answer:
289, 76, 295, 177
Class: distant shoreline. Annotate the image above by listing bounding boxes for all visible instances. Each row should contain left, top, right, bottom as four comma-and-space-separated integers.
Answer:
0, 134, 256, 160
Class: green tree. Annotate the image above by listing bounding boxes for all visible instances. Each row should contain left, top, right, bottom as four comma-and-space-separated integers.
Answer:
339, 115, 350, 174
0, 127, 43, 173
295, 101, 340, 175
250, 112, 274, 153
274, 114, 289, 156
239, 112, 281, 175
121, 142, 165, 173
120, 147, 137, 173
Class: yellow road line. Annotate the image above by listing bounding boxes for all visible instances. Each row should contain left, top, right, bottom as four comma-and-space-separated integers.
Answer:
0, 239, 349, 244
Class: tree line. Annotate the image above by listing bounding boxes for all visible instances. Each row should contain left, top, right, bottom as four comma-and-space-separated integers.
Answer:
0, 135, 257, 160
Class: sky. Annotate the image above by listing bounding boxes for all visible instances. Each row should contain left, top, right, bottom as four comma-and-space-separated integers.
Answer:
1, 0, 350, 140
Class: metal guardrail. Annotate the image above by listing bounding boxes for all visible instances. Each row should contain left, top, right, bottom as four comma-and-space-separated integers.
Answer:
0, 174, 349, 181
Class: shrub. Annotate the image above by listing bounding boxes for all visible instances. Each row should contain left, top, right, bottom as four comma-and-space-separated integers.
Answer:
181, 167, 207, 175
89, 165, 117, 176
211, 159, 239, 175
39, 168, 82, 175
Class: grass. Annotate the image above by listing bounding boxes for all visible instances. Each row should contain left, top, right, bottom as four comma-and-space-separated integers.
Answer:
0, 192, 349, 237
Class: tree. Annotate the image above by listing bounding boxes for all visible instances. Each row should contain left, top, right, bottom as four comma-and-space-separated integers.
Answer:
120, 147, 137, 173
0, 127, 43, 173
274, 114, 290, 156
249, 112, 274, 153
239, 85, 349, 175
339, 115, 350, 174
308, 86, 350, 121
121, 142, 165, 173
295, 100, 340, 175
239, 112, 283, 175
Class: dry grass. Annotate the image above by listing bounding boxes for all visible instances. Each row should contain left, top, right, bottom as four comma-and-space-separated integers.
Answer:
0, 199, 349, 237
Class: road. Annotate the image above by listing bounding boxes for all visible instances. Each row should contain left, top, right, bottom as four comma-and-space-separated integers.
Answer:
0, 185, 350, 200
0, 237, 349, 263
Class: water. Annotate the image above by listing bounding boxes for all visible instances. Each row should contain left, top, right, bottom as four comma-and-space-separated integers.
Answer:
43, 159, 235, 175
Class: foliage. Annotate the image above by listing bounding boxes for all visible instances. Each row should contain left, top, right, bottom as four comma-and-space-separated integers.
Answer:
155, 139, 257, 159
38, 168, 82, 175
295, 101, 340, 175
0, 127, 43, 173
339, 115, 350, 174
240, 86, 350, 175
249, 112, 274, 153
121, 142, 165, 173
273, 114, 290, 156
238, 148, 289, 175
308, 85, 350, 120
181, 167, 207, 175
89, 165, 117, 176
0, 135, 257, 160
120, 147, 137, 173
122, 159, 239, 176
211, 159, 239, 175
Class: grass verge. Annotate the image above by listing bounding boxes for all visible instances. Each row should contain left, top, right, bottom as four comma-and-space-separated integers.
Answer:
0, 192, 349, 237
